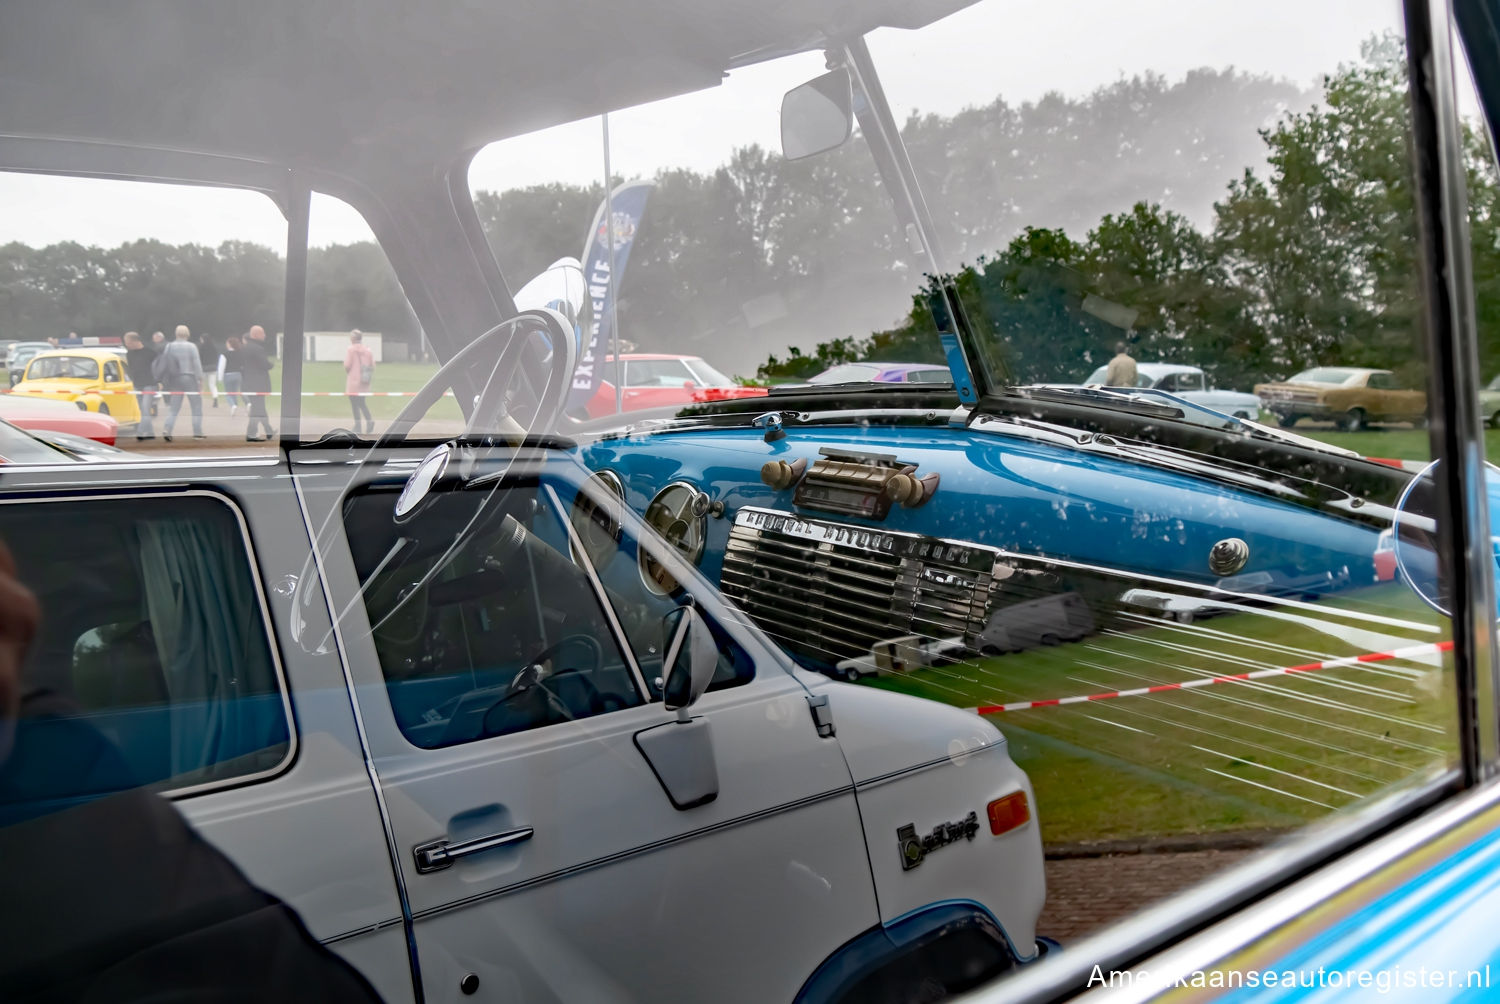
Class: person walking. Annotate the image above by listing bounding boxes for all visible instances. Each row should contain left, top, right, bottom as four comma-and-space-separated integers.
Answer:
241, 325, 276, 442
122, 331, 157, 440
216, 336, 244, 417
192, 331, 218, 405
148, 332, 167, 416
1103, 341, 1139, 387
343, 330, 375, 435
156, 325, 206, 441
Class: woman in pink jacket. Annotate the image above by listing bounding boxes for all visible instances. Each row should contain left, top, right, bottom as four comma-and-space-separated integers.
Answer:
343, 330, 375, 434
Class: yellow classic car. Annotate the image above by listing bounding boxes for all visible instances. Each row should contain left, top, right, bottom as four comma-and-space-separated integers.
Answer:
11, 348, 142, 426
1254, 365, 1427, 431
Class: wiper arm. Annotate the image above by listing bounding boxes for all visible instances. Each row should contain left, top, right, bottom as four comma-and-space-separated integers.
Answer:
1016, 384, 1358, 455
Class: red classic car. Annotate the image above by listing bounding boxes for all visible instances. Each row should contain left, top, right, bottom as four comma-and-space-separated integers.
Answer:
0, 392, 120, 444
583, 353, 767, 419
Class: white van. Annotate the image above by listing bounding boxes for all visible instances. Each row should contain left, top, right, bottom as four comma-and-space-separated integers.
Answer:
0, 441, 1046, 1003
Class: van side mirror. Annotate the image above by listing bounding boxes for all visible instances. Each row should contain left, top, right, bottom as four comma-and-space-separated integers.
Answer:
661, 603, 717, 716
781, 68, 853, 160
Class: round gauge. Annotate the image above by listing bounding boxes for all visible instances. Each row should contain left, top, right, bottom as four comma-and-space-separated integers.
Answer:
639, 482, 709, 596
569, 470, 626, 571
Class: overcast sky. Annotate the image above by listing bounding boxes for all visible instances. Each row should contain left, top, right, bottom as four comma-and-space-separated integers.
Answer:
0, 0, 1411, 251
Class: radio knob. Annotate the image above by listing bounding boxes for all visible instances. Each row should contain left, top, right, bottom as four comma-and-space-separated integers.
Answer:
885, 471, 939, 508
885, 473, 922, 505
760, 457, 806, 490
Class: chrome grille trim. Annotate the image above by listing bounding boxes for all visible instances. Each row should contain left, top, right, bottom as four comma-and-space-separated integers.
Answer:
721, 507, 998, 665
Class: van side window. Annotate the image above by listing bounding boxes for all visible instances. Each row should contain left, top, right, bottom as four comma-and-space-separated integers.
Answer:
2, 495, 292, 803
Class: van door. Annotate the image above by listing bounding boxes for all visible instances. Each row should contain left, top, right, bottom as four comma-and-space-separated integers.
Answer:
295, 457, 877, 1003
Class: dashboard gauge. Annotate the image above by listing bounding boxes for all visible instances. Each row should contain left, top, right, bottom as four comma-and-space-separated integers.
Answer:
569, 470, 626, 571
640, 481, 709, 595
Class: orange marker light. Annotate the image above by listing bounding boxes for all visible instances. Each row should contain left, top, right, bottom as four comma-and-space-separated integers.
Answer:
987, 791, 1030, 836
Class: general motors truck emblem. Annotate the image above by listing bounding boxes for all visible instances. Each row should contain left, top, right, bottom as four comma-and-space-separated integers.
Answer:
897, 811, 980, 871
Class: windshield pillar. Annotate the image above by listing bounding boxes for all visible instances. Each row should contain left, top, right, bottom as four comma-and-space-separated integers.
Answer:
843, 36, 992, 399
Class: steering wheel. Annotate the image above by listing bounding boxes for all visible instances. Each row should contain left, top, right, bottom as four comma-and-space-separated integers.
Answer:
481, 634, 606, 737
377, 308, 577, 450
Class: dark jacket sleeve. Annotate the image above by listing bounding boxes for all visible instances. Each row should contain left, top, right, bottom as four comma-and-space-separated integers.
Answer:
0, 693, 385, 1004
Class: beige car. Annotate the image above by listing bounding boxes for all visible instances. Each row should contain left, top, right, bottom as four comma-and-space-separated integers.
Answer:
1480, 374, 1500, 426
1255, 366, 1427, 431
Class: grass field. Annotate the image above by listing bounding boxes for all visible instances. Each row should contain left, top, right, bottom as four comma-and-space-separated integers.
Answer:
270, 361, 461, 421
1259, 417, 1500, 465
856, 584, 1454, 846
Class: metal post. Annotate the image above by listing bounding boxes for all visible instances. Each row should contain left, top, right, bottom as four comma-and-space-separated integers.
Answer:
280, 178, 310, 447
602, 114, 623, 415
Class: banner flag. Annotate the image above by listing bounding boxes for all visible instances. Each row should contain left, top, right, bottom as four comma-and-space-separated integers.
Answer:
567, 180, 653, 409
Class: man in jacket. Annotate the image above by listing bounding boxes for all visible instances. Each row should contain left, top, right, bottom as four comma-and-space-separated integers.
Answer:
240, 325, 276, 442
157, 325, 205, 441
121, 332, 157, 440
1103, 341, 1139, 388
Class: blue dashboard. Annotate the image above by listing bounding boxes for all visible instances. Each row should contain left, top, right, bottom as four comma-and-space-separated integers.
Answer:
582, 420, 1385, 590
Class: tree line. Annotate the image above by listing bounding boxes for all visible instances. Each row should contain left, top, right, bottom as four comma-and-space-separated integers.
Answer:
3, 35, 1491, 391
762, 35, 1500, 389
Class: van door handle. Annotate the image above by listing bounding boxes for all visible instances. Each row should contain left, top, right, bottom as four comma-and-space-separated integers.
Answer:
413, 826, 534, 873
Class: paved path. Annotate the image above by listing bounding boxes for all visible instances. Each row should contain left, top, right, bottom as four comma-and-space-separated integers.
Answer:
1040, 848, 1256, 944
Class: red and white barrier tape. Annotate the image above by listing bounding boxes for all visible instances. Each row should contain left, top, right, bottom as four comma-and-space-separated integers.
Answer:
1365, 457, 1430, 473
969, 639, 1453, 715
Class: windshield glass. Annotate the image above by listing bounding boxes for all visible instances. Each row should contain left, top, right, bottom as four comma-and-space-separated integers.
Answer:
683, 357, 734, 386
1289, 367, 1362, 385
808, 363, 885, 384
469, 53, 947, 420
26, 356, 98, 380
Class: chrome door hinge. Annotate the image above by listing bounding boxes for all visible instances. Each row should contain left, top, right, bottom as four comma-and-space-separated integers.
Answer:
807, 694, 835, 738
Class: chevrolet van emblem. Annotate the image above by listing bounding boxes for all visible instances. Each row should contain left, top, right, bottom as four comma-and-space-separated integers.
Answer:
897, 811, 980, 871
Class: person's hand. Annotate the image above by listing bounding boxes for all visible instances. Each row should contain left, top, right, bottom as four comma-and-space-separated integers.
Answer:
0, 540, 39, 765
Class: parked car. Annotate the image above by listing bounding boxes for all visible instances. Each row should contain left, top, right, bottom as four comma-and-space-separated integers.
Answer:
583, 353, 767, 418
1255, 366, 1427, 430
5, 341, 52, 387
0, 414, 85, 464
808, 362, 955, 385
1479, 373, 1500, 427
10, 348, 141, 427
23, 427, 128, 460
0, 393, 120, 445
1079, 361, 1261, 419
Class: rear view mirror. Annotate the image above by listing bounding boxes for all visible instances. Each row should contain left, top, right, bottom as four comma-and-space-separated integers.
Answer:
661, 603, 718, 715
781, 68, 853, 160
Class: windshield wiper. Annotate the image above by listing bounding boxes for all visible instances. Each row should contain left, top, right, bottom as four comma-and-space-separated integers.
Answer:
1009, 385, 1358, 455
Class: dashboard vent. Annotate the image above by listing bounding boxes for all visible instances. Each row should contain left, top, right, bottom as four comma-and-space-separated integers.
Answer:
721, 507, 997, 666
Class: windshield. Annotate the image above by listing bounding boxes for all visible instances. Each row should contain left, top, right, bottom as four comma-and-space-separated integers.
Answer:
0, 417, 74, 463
683, 357, 734, 386
808, 363, 885, 384
26, 355, 98, 380
469, 51, 947, 420
1288, 367, 1362, 385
